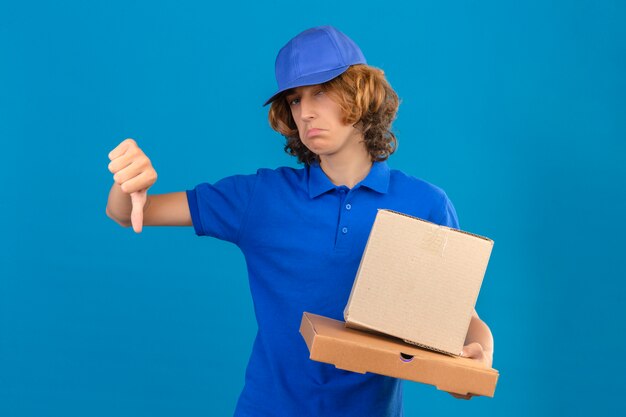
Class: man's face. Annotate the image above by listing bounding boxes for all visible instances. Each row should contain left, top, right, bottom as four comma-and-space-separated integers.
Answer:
285, 84, 364, 160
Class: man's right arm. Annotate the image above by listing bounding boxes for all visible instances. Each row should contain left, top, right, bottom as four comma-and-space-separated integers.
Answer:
106, 138, 192, 232
106, 184, 192, 228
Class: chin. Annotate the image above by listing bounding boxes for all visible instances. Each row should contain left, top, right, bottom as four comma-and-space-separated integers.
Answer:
303, 143, 328, 155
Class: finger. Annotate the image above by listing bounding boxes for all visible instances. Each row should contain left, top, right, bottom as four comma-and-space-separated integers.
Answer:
120, 170, 153, 194
108, 138, 136, 160
449, 392, 473, 400
108, 151, 134, 174
461, 342, 484, 359
113, 161, 147, 185
130, 190, 147, 233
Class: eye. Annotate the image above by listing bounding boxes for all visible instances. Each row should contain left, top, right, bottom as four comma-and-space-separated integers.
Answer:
288, 97, 300, 106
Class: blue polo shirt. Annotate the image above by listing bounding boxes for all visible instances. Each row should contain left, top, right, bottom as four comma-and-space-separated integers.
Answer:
186, 161, 459, 417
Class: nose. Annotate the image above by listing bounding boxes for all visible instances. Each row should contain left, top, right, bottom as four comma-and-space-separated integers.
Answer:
299, 95, 317, 121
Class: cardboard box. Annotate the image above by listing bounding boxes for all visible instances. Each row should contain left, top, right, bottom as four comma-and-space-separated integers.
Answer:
300, 312, 499, 397
344, 209, 494, 356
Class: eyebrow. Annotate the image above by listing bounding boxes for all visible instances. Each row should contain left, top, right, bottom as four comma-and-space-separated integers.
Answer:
283, 85, 325, 101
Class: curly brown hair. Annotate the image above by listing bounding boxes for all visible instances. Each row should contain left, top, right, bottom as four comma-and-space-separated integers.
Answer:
268, 64, 400, 165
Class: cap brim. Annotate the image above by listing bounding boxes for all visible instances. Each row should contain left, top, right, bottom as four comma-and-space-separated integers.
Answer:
262, 65, 351, 106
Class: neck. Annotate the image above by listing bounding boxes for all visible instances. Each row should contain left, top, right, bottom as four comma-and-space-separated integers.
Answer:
319, 150, 373, 189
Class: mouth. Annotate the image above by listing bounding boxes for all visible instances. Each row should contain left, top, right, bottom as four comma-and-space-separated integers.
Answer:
306, 128, 325, 138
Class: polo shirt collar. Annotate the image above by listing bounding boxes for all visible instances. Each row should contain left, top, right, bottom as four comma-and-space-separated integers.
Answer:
307, 161, 390, 199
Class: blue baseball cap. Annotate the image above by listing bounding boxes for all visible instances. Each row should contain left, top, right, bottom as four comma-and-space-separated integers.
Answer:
263, 26, 367, 106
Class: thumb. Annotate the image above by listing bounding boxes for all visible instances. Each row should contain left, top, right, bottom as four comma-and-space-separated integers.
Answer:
460, 342, 484, 360
130, 190, 147, 233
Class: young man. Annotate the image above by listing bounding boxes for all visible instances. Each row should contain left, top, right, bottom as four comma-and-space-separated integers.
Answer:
106, 26, 494, 416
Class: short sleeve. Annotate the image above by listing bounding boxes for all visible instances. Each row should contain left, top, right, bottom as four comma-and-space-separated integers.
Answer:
186, 173, 259, 244
433, 193, 460, 230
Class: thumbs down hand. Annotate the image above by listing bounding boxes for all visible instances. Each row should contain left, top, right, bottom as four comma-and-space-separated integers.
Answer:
108, 138, 157, 233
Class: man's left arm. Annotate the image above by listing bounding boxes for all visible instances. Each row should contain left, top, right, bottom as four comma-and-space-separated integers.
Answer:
461, 308, 494, 368
448, 309, 494, 400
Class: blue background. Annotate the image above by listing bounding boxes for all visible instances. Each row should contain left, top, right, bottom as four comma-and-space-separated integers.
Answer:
1, 0, 624, 416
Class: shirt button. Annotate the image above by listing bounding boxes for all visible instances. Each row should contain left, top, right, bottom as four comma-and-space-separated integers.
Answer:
342, 227, 348, 234
345, 204, 352, 210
